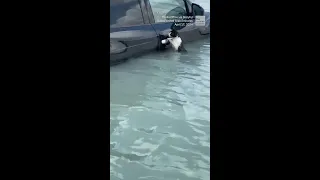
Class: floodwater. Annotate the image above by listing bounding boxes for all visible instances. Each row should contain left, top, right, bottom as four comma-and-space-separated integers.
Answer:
110, 1, 210, 180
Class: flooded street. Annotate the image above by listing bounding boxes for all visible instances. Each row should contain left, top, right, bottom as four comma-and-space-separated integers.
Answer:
110, 1, 210, 180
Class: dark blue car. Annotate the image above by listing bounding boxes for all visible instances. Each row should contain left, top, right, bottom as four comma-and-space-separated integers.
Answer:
110, 0, 210, 64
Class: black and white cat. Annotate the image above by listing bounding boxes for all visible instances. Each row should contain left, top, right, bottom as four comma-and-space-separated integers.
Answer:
161, 29, 187, 52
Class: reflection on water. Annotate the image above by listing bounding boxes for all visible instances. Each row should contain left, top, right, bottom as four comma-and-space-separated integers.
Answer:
110, 37, 210, 180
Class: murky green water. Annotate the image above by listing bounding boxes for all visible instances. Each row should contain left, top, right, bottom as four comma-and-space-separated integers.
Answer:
110, 1, 210, 180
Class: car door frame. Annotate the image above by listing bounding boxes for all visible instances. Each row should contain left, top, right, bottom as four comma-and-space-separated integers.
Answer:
110, 0, 159, 64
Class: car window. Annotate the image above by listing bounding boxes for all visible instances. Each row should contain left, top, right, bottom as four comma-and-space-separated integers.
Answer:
110, 0, 144, 27
148, 0, 187, 23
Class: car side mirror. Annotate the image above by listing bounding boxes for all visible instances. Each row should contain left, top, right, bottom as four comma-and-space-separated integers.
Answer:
192, 3, 204, 16
166, 7, 188, 31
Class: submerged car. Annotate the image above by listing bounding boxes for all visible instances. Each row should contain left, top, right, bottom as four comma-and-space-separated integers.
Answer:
110, 0, 210, 65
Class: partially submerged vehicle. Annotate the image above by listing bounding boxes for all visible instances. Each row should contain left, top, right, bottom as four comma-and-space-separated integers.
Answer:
110, 0, 210, 65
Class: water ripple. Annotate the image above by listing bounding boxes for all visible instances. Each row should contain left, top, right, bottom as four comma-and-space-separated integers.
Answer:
111, 36, 210, 180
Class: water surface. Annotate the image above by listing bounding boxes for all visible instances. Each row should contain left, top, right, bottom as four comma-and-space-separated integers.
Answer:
110, 1, 210, 180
